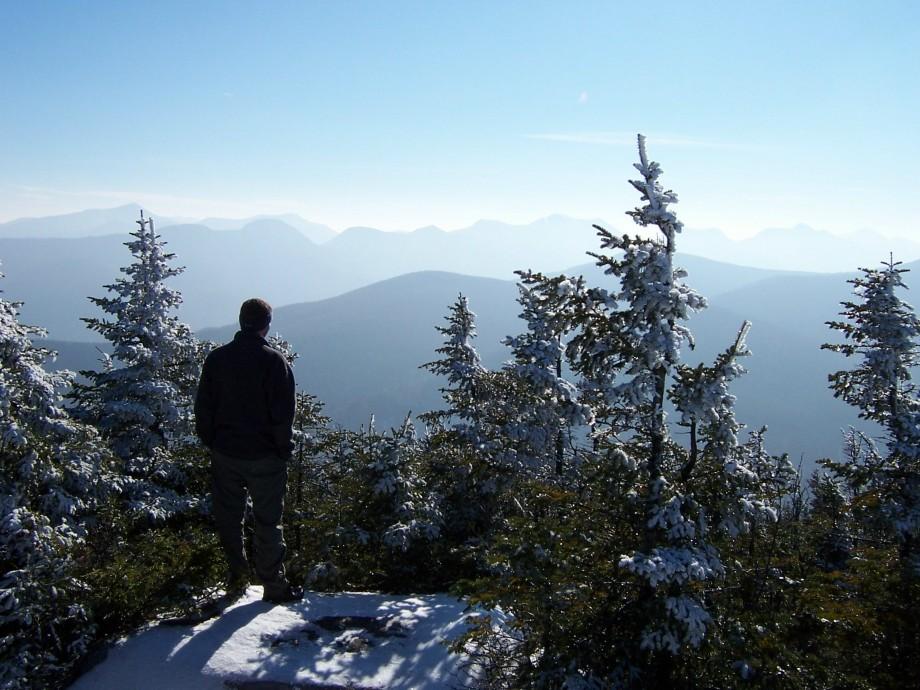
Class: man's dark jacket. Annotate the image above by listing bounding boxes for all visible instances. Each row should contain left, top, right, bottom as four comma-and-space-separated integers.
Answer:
195, 331, 296, 460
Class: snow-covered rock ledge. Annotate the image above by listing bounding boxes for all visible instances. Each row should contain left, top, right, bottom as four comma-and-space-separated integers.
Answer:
70, 589, 477, 689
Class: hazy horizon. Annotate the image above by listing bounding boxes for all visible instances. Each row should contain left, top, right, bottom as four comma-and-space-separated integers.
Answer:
0, 202, 915, 244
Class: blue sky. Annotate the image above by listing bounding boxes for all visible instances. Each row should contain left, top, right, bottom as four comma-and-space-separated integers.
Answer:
1, 1, 917, 238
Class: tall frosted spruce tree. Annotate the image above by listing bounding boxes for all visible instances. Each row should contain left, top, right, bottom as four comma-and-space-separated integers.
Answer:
822, 258, 920, 679
463, 135, 778, 689
572, 136, 773, 672
823, 258, 920, 571
0, 264, 110, 688
69, 212, 203, 520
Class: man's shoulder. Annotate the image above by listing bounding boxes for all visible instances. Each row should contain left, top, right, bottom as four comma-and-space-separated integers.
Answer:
208, 334, 290, 372
203, 340, 243, 370
206, 341, 234, 360
262, 343, 291, 369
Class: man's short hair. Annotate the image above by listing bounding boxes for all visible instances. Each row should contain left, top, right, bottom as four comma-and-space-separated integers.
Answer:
239, 298, 272, 332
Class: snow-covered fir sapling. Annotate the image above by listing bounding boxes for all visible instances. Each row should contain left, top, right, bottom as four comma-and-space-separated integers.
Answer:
69, 211, 202, 521
268, 333, 298, 367
670, 321, 778, 537
421, 295, 508, 507
371, 416, 442, 552
823, 258, 920, 575
0, 263, 111, 688
0, 266, 110, 523
739, 426, 798, 512
502, 271, 594, 477
317, 417, 442, 590
566, 134, 709, 660
809, 468, 855, 572
421, 294, 490, 442
284, 389, 334, 575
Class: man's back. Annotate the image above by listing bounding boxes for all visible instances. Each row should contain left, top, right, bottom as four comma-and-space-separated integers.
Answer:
195, 330, 295, 460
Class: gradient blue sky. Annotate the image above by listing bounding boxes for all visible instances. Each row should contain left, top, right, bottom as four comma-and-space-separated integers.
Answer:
1, 1, 917, 238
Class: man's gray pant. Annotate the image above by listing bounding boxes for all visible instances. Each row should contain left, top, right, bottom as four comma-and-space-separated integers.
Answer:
211, 449, 288, 590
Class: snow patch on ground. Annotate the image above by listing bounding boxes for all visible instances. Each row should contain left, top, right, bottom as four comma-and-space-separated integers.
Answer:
70, 588, 476, 689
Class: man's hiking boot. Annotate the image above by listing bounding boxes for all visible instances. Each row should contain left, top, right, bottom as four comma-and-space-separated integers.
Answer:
224, 573, 249, 602
262, 582, 304, 604
160, 574, 249, 626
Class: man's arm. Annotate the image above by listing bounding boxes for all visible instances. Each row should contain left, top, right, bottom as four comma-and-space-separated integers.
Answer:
194, 354, 217, 448
268, 355, 296, 458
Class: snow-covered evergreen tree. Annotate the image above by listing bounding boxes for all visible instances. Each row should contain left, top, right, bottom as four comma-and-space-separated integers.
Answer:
670, 322, 777, 536
566, 135, 772, 674
739, 426, 797, 509
0, 263, 110, 688
302, 417, 442, 590
459, 136, 781, 689
69, 211, 202, 520
823, 258, 920, 574
421, 294, 490, 441
419, 292, 580, 578
421, 295, 509, 528
0, 271, 109, 523
267, 332, 298, 367
369, 417, 442, 552
566, 136, 710, 661
502, 271, 593, 476
809, 468, 854, 571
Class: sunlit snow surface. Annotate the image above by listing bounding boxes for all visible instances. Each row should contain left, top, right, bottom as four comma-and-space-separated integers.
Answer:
71, 589, 476, 689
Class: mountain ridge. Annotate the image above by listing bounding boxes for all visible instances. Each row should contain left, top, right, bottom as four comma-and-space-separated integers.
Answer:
2, 206, 917, 273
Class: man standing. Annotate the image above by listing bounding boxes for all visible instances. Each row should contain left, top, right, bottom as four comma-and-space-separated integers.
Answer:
195, 298, 302, 604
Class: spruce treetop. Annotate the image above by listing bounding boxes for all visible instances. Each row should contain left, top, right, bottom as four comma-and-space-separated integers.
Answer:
421, 293, 488, 429
824, 258, 920, 439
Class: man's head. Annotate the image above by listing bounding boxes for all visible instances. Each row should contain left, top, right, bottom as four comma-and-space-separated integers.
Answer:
239, 298, 272, 335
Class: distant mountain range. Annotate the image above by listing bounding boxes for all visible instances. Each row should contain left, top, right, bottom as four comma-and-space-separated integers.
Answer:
1, 205, 916, 274
679, 223, 917, 273
0, 204, 337, 244
193, 214, 337, 244
2, 207, 917, 341
0, 205, 183, 239
0, 216, 599, 339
